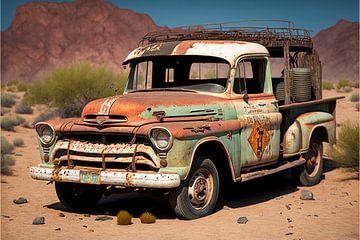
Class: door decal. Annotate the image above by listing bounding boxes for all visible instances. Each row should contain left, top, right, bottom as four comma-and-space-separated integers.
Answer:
248, 121, 270, 161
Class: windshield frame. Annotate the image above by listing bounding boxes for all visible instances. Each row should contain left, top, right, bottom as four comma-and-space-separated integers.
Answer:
124, 55, 232, 94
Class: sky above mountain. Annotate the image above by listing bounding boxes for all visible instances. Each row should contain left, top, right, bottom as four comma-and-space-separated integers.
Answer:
1, 0, 359, 34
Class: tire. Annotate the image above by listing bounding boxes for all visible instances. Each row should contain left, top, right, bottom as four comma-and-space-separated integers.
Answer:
292, 137, 323, 186
169, 157, 219, 220
55, 182, 104, 211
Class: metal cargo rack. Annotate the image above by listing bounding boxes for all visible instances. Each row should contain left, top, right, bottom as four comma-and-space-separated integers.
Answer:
140, 20, 321, 104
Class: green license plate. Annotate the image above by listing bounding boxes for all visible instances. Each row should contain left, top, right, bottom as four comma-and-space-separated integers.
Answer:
80, 171, 100, 184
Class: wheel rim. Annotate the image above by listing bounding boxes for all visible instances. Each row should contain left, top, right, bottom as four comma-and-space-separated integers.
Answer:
188, 168, 214, 210
305, 142, 320, 177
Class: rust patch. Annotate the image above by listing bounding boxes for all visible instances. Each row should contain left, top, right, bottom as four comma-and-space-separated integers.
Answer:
248, 121, 270, 161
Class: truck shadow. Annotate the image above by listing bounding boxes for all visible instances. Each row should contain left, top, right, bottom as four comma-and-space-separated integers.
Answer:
47, 161, 337, 219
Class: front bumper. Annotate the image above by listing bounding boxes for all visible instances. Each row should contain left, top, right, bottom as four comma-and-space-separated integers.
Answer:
30, 166, 181, 188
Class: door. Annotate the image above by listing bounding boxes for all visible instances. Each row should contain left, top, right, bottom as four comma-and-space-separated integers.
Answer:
232, 57, 282, 168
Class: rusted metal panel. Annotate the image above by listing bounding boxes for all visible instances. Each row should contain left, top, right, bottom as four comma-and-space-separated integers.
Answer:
30, 166, 180, 188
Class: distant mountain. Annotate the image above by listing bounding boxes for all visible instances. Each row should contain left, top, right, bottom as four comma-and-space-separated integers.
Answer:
1, 1, 358, 83
1, 0, 161, 83
313, 19, 359, 81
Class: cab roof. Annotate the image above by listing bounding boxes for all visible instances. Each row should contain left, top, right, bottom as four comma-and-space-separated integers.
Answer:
123, 40, 269, 65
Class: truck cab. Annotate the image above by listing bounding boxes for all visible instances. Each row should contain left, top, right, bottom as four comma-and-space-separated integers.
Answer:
30, 21, 341, 220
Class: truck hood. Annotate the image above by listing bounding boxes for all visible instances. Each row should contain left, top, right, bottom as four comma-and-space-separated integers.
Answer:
81, 91, 225, 125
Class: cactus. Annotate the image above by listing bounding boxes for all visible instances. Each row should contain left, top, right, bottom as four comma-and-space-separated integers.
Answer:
117, 210, 132, 225
139, 212, 156, 224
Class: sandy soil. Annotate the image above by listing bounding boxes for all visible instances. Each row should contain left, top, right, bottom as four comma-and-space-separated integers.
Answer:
1, 89, 359, 240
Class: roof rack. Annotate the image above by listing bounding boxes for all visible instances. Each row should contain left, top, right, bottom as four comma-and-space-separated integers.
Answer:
140, 20, 313, 50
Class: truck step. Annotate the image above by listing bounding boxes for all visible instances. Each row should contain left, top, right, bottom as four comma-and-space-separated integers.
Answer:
240, 158, 306, 182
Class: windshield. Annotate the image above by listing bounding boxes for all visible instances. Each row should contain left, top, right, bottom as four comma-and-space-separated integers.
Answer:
125, 56, 230, 93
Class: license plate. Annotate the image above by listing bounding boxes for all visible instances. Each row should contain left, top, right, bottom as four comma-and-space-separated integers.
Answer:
80, 171, 100, 184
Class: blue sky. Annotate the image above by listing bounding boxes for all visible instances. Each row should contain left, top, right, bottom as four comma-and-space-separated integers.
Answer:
1, 0, 359, 34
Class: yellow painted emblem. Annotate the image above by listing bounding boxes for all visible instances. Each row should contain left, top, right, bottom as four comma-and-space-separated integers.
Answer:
248, 121, 270, 160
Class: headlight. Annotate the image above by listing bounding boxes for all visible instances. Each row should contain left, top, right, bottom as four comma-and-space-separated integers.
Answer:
149, 127, 172, 151
35, 123, 55, 145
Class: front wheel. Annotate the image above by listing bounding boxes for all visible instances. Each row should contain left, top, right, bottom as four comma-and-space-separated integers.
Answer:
55, 182, 104, 211
169, 157, 219, 220
292, 137, 323, 186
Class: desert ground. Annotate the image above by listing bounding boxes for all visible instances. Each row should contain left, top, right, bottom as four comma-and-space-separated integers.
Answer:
1, 89, 359, 240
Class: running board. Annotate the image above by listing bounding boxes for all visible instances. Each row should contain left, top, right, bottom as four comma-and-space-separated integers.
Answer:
240, 158, 306, 182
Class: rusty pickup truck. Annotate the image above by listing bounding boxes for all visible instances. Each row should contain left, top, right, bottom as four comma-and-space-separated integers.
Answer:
30, 21, 342, 219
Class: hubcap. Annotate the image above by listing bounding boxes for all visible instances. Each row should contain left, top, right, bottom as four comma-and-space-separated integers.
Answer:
305, 143, 320, 176
188, 168, 213, 209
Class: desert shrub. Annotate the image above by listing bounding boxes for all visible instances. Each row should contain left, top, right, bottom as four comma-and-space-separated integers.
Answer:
1, 93, 16, 108
343, 86, 352, 93
1, 116, 20, 131
139, 212, 156, 224
24, 63, 127, 118
117, 210, 132, 225
17, 83, 30, 92
13, 138, 24, 147
1, 137, 14, 155
350, 92, 359, 102
1, 154, 16, 175
15, 104, 33, 114
21, 121, 31, 128
322, 80, 334, 90
1, 108, 10, 116
330, 122, 359, 171
7, 80, 18, 86
15, 115, 26, 125
351, 81, 359, 88
32, 112, 56, 125
337, 79, 352, 90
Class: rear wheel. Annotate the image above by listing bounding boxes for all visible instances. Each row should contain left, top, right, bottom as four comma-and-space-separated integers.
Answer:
169, 157, 219, 220
55, 182, 104, 211
292, 137, 323, 186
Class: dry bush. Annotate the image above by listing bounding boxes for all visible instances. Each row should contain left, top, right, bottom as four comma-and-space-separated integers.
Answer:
15, 104, 33, 114
1, 93, 16, 108
350, 92, 359, 102
322, 80, 334, 90
343, 86, 352, 93
1, 137, 15, 175
337, 79, 352, 90
13, 138, 24, 147
139, 212, 156, 224
117, 210, 132, 225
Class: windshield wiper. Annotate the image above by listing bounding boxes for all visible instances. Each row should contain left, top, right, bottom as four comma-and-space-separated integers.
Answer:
127, 88, 198, 93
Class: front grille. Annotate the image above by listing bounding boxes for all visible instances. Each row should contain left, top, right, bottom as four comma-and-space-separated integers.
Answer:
62, 133, 151, 145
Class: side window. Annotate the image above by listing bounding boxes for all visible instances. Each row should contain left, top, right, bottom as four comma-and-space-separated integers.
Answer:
234, 58, 266, 94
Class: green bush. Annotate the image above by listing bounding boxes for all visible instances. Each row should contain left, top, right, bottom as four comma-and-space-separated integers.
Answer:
343, 86, 352, 93
351, 81, 359, 88
1, 154, 16, 175
1, 116, 20, 131
330, 122, 359, 171
13, 138, 24, 147
24, 63, 127, 118
1, 137, 14, 155
337, 79, 352, 90
32, 112, 56, 125
322, 80, 334, 90
1, 93, 16, 108
17, 83, 30, 92
350, 92, 359, 102
15, 115, 26, 125
7, 80, 18, 86
15, 104, 33, 114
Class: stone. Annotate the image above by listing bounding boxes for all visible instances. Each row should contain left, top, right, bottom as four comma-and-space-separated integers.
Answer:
223, 206, 231, 210
13, 197, 28, 204
58, 212, 65, 217
95, 216, 113, 221
84, 214, 91, 217
237, 216, 248, 224
55, 228, 61, 231
300, 190, 314, 200
285, 204, 291, 210
32, 217, 45, 225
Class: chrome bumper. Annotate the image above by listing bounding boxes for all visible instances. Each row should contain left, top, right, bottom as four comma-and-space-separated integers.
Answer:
30, 166, 181, 188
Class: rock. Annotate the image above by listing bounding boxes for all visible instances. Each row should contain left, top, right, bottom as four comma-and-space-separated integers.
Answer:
13, 197, 28, 204
32, 217, 45, 225
58, 213, 65, 217
55, 228, 61, 231
79, 218, 83, 220
89, 229, 94, 232
1, 215, 10, 218
285, 232, 293, 236
287, 218, 292, 223
223, 206, 231, 210
237, 216, 248, 224
285, 204, 291, 210
95, 216, 113, 221
84, 214, 91, 217
300, 190, 314, 200
83, 225, 87, 228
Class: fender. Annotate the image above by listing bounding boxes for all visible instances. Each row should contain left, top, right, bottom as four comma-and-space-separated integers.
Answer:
283, 112, 335, 157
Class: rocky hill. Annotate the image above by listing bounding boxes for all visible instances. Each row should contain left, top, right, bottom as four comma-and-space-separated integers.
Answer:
1, 0, 161, 83
1, 1, 358, 83
313, 19, 359, 81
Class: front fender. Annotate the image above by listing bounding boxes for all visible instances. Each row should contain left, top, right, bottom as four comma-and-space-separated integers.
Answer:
283, 112, 335, 157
